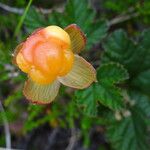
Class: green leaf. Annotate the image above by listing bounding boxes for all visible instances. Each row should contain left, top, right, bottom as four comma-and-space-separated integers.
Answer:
75, 62, 129, 116
107, 106, 149, 150
75, 85, 98, 117
96, 63, 128, 110
104, 29, 150, 71
64, 0, 108, 49
102, 30, 150, 149
65, 0, 95, 29
24, 105, 47, 132
86, 20, 108, 49
96, 83, 124, 110
102, 29, 137, 75
97, 62, 129, 84
131, 69, 150, 95
48, 11, 68, 28
102, 29, 150, 95
129, 90, 150, 117
24, 7, 46, 32
137, 30, 150, 72
24, 102, 65, 132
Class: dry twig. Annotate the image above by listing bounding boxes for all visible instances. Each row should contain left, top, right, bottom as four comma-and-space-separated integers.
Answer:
66, 128, 80, 150
0, 100, 11, 149
108, 12, 139, 26
0, 2, 63, 15
0, 2, 139, 27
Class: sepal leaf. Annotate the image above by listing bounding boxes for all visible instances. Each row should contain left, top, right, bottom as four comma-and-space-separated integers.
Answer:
23, 78, 60, 104
65, 24, 86, 53
12, 43, 24, 65
58, 55, 96, 89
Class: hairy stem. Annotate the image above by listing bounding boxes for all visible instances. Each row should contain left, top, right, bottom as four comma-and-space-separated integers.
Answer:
14, 0, 33, 37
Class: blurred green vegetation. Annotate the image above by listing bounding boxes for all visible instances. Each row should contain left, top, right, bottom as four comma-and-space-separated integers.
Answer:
0, 0, 150, 150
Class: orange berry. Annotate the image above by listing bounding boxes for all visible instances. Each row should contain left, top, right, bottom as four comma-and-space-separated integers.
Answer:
16, 25, 74, 84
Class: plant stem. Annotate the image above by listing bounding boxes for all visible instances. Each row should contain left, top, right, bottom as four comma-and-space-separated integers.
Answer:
108, 12, 139, 26
14, 0, 33, 37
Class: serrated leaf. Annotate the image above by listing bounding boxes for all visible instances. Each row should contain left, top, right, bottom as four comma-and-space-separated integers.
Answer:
102, 29, 137, 75
129, 90, 150, 117
76, 83, 124, 116
107, 106, 149, 150
103, 30, 150, 75
96, 63, 128, 110
76, 62, 128, 116
64, 0, 108, 49
86, 20, 108, 49
137, 30, 150, 72
55, 0, 108, 49
75, 28, 150, 148
75, 85, 98, 117
96, 83, 124, 110
97, 62, 129, 83
65, 0, 95, 28
102, 29, 150, 96
131, 69, 150, 95
48, 11, 68, 28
